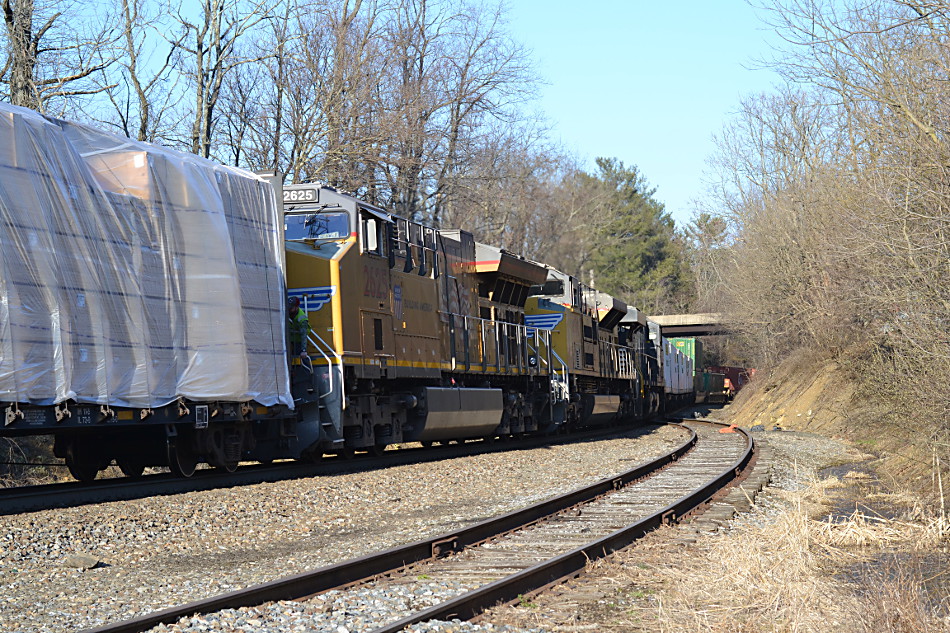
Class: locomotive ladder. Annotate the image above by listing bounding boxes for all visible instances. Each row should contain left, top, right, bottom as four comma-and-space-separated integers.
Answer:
304, 328, 345, 440
526, 328, 570, 424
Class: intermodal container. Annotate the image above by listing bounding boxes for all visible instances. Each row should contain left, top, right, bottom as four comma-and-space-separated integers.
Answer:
671, 337, 703, 370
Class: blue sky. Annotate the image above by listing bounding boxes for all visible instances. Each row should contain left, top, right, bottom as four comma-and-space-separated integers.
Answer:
506, 2, 783, 228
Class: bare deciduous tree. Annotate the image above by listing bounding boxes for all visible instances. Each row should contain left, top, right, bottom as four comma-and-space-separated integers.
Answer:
0, 0, 116, 113
702, 1, 950, 459
88, 0, 183, 141
170, 0, 272, 157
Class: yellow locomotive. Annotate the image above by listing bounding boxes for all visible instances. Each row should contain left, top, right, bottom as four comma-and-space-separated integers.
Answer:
282, 184, 649, 457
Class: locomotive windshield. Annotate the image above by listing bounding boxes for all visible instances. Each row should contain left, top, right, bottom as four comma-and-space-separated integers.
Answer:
285, 211, 349, 241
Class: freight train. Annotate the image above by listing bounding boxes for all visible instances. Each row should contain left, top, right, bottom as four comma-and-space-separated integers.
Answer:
669, 337, 730, 404
0, 103, 699, 481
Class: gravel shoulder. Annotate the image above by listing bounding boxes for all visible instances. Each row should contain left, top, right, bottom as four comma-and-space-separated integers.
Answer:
0, 424, 687, 633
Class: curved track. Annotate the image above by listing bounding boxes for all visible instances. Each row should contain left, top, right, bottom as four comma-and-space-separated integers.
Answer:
80, 419, 753, 633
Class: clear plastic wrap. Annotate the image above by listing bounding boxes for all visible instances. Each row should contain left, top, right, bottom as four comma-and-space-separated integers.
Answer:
0, 103, 291, 408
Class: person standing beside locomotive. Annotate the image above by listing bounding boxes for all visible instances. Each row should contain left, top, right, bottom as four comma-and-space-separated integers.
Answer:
287, 296, 310, 358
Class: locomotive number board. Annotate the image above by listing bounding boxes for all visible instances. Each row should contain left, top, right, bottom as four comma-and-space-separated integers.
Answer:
283, 188, 319, 203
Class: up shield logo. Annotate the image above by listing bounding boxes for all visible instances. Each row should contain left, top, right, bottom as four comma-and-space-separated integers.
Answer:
288, 286, 336, 312
525, 313, 564, 331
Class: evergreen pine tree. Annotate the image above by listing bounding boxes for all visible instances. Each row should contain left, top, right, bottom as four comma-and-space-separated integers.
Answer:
583, 158, 692, 313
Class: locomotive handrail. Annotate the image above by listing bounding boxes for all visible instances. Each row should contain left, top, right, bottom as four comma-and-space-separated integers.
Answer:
441, 312, 571, 395
306, 329, 345, 407
454, 313, 558, 378
525, 329, 570, 404
549, 346, 570, 401
600, 339, 637, 380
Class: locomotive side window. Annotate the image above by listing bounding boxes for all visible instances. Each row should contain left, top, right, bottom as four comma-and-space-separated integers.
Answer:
410, 222, 426, 275
393, 218, 413, 271
389, 218, 437, 276
361, 212, 389, 257
284, 211, 349, 241
373, 318, 384, 350
528, 279, 564, 296
425, 227, 439, 278
364, 217, 379, 253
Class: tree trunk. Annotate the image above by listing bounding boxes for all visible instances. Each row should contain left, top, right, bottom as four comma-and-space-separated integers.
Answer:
4, 0, 40, 110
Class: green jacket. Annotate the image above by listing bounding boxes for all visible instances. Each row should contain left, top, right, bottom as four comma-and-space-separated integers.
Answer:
288, 309, 310, 345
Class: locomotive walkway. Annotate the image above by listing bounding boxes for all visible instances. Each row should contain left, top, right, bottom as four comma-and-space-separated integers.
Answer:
81, 420, 755, 633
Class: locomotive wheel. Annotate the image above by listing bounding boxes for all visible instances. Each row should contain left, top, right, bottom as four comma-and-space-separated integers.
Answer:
420, 441, 434, 448
167, 436, 199, 478
369, 444, 386, 457
117, 456, 146, 478
64, 441, 101, 482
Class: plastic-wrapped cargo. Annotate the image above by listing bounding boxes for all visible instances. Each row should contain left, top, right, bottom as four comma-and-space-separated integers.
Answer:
0, 103, 291, 408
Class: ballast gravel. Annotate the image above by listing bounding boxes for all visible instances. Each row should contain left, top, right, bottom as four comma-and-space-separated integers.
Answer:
149, 583, 536, 633
0, 424, 687, 633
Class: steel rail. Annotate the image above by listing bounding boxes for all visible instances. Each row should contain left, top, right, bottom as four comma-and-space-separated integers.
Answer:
371, 420, 753, 632
79, 424, 698, 633
1, 423, 660, 516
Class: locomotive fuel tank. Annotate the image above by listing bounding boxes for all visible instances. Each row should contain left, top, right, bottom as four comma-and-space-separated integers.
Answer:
406, 387, 505, 442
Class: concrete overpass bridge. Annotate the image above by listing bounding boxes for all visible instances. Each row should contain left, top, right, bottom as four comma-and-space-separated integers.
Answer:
649, 313, 728, 337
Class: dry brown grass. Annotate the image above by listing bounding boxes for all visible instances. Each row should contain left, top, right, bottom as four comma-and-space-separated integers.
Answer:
642, 490, 856, 632
815, 509, 949, 550
849, 553, 950, 633
636, 478, 950, 633
0, 436, 64, 486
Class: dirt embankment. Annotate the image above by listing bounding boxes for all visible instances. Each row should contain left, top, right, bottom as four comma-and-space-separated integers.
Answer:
727, 349, 942, 498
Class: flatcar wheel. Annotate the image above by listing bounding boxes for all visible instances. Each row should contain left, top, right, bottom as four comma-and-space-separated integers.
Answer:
167, 437, 199, 478
117, 456, 146, 478
64, 441, 100, 482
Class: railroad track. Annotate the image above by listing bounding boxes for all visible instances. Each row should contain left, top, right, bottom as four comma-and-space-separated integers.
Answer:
0, 423, 669, 515
81, 419, 752, 633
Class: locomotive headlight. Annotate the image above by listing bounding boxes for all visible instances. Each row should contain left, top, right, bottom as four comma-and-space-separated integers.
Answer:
528, 356, 537, 367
